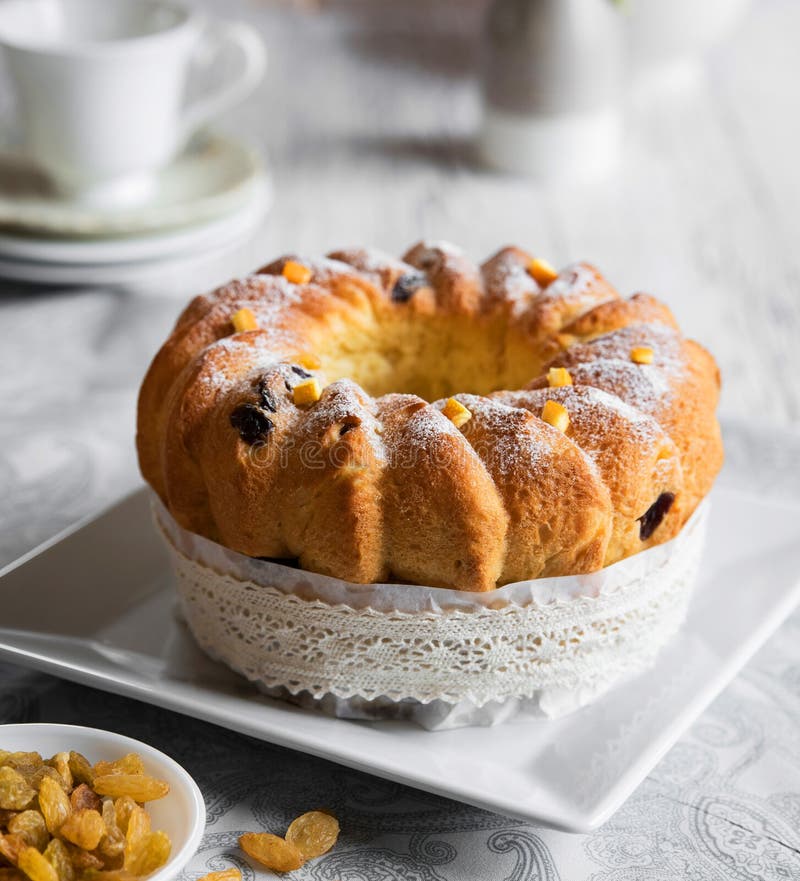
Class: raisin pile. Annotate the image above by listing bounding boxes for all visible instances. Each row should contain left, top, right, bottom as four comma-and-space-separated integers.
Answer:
0, 750, 171, 881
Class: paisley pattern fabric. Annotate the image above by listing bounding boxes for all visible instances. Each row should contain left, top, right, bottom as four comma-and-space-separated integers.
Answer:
0, 285, 799, 878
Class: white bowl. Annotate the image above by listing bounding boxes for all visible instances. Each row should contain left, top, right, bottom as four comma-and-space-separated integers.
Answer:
0, 723, 206, 881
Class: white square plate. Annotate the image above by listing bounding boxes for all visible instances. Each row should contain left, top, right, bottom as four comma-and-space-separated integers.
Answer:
1, 481, 799, 832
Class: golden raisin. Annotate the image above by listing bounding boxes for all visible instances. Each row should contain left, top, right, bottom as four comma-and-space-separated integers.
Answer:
123, 831, 170, 877
0, 834, 26, 866
82, 872, 138, 881
93, 776, 168, 803
46, 756, 72, 792
7, 813, 48, 851
196, 870, 242, 881
97, 801, 125, 865
66, 755, 94, 788
240, 832, 305, 873
122, 808, 150, 874
0, 770, 35, 812
16, 767, 66, 795
59, 810, 105, 851
68, 785, 100, 814
285, 811, 340, 860
63, 845, 102, 872
0, 757, 41, 771
282, 261, 312, 285
112, 798, 137, 836
92, 756, 144, 779
17, 848, 57, 881
41, 841, 73, 881
37, 778, 70, 836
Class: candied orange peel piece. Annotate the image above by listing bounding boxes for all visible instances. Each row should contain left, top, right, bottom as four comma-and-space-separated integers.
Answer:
441, 397, 472, 429
630, 345, 654, 365
295, 352, 321, 370
527, 257, 559, 287
231, 307, 259, 333
282, 260, 313, 285
541, 399, 570, 433
547, 367, 573, 388
292, 378, 322, 406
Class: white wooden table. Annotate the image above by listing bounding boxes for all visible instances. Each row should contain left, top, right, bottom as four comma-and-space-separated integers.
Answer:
1, 0, 800, 877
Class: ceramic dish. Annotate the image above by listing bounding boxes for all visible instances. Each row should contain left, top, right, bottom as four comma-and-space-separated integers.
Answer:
0, 723, 206, 881
0, 181, 269, 285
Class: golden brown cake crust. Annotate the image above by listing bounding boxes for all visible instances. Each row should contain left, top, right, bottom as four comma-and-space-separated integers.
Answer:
137, 242, 723, 591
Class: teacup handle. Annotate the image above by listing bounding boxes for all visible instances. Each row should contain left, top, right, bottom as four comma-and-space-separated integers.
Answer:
180, 20, 266, 141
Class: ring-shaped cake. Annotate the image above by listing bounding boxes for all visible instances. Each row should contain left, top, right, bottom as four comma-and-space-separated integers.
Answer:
138, 241, 722, 593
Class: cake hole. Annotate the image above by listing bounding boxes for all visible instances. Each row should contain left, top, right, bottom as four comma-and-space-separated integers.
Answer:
311, 312, 543, 400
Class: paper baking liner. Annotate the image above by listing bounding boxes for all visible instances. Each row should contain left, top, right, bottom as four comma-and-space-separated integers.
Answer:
155, 498, 708, 730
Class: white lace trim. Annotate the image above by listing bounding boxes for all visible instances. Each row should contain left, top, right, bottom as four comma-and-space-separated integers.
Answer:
159, 502, 707, 712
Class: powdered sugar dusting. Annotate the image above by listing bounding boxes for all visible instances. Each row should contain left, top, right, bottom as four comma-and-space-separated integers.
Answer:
557, 386, 661, 447
420, 240, 465, 258
452, 394, 551, 479
481, 251, 539, 305
570, 358, 672, 415
283, 255, 358, 280
330, 247, 413, 279
297, 378, 385, 460
189, 275, 315, 399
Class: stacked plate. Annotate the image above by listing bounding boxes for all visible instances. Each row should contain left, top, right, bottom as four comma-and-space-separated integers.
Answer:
0, 133, 270, 285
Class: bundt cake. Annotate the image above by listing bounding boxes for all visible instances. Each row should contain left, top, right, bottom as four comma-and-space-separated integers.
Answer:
137, 242, 723, 592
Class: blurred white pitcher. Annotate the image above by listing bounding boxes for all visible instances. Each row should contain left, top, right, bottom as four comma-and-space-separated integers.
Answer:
0, 0, 266, 205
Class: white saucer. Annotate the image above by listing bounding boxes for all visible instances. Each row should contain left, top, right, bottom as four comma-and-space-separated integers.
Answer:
0, 183, 269, 285
0, 133, 265, 238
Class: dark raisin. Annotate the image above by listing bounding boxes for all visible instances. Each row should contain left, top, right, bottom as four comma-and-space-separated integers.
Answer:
638, 492, 675, 540
258, 378, 277, 412
291, 365, 312, 379
338, 420, 359, 437
230, 404, 273, 445
391, 271, 427, 303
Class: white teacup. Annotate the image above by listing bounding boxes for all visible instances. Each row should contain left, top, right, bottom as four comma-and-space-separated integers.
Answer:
0, 0, 266, 205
